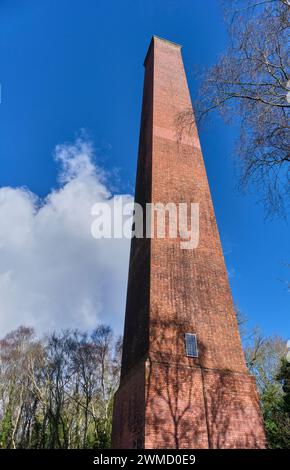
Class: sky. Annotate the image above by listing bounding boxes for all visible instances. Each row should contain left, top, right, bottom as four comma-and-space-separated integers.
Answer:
0, 0, 289, 338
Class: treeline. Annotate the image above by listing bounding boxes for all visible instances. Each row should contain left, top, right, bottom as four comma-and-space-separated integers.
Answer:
0, 325, 121, 449
0, 321, 289, 448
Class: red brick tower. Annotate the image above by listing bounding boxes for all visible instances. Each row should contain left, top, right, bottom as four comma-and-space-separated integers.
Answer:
112, 36, 266, 449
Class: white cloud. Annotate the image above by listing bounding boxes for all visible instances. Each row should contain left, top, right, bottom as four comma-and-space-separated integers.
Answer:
0, 138, 132, 335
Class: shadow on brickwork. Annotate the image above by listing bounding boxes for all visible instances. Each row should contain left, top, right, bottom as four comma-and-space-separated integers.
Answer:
144, 307, 265, 449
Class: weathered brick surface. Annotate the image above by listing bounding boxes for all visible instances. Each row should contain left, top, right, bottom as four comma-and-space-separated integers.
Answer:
145, 361, 209, 449
112, 362, 145, 449
112, 36, 266, 449
202, 369, 265, 448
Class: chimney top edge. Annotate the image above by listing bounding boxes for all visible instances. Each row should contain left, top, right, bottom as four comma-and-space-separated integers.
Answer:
152, 35, 182, 48
143, 35, 182, 66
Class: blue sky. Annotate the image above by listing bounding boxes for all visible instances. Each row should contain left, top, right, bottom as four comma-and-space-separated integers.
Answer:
0, 0, 289, 338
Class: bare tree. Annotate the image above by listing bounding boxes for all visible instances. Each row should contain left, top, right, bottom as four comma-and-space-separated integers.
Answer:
0, 325, 121, 449
179, 0, 290, 216
235, 309, 289, 447
245, 334, 287, 391
0, 327, 44, 448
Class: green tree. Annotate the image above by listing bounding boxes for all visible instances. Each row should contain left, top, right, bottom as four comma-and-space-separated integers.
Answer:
237, 310, 289, 447
0, 325, 122, 449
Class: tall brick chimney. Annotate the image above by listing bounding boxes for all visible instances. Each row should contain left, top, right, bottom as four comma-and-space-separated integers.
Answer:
111, 36, 266, 449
